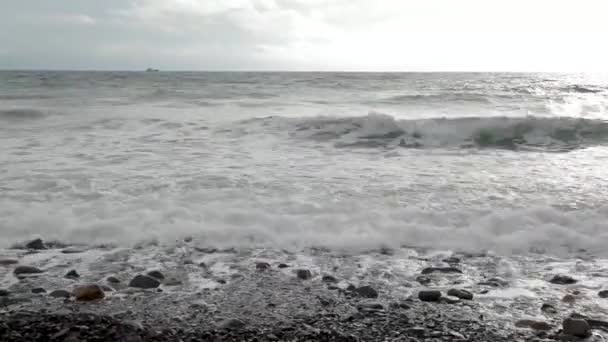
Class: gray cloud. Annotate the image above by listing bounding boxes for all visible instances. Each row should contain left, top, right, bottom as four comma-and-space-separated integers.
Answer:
1, 0, 607, 71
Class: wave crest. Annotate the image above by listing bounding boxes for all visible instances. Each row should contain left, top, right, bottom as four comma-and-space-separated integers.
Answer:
242, 114, 608, 151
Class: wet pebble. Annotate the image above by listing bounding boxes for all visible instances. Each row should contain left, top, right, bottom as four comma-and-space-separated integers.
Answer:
598, 290, 608, 298
25, 238, 46, 250
0, 289, 9, 296
147, 270, 164, 280
322, 275, 338, 283
13, 266, 43, 275
129, 275, 161, 289
277, 263, 289, 268
353, 285, 378, 298
514, 319, 552, 331
218, 318, 246, 331
65, 270, 80, 279
49, 290, 71, 298
562, 318, 591, 337
73, 284, 105, 301
549, 274, 577, 285
106, 276, 120, 284
418, 290, 442, 302
61, 247, 85, 254
31, 288, 46, 294
296, 269, 312, 280
447, 288, 473, 300
0, 259, 19, 266
421, 267, 462, 275
256, 262, 271, 271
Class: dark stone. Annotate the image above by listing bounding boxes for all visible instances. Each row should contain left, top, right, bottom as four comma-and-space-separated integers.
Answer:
322, 275, 338, 283
549, 274, 577, 285
49, 290, 71, 298
389, 302, 411, 310
183, 259, 194, 265
73, 284, 105, 301
416, 275, 432, 285
421, 267, 462, 275
61, 247, 85, 254
478, 277, 509, 287
183, 236, 193, 242
346, 284, 357, 292
147, 270, 164, 280
443, 257, 460, 264
101, 285, 114, 292
562, 318, 591, 337
219, 318, 246, 330
353, 285, 378, 298
216, 279, 227, 284
0, 259, 19, 266
65, 270, 80, 279
31, 288, 46, 294
13, 265, 43, 275
599, 290, 608, 298
357, 302, 383, 311
25, 238, 46, 250
515, 319, 552, 331
327, 285, 339, 291
129, 275, 161, 289
296, 269, 312, 280
562, 294, 576, 303
418, 290, 442, 302
541, 303, 557, 314
277, 263, 289, 268
256, 262, 271, 271
447, 288, 473, 300
0, 289, 9, 296
406, 327, 426, 338
106, 276, 120, 284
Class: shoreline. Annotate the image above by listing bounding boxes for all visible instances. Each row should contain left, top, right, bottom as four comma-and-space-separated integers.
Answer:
1, 239, 608, 341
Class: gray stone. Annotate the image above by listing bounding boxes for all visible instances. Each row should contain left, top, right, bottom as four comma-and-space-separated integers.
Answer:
353, 285, 378, 298
13, 265, 43, 275
0, 259, 19, 266
322, 275, 338, 283
296, 269, 312, 280
549, 274, 577, 285
541, 303, 557, 314
447, 288, 473, 300
65, 270, 80, 279
256, 262, 271, 271
61, 247, 86, 254
25, 238, 46, 250
146, 270, 164, 280
421, 267, 462, 275
277, 263, 289, 268
562, 318, 591, 337
599, 290, 608, 298
418, 290, 442, 302
107, 276, 120, 284
49, 290, 71, 298
219, 318, 246, 330
0, 289, 9, 296
129, 275, 161, 289
443, 257, 461, 264
515, 319, 552, 331
31, 287, 46, 294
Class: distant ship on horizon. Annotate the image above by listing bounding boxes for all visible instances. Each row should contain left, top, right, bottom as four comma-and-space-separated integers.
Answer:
145, 68, 159, 72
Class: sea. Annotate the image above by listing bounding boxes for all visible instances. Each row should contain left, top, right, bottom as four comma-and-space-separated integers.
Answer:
2, 71, 608, 327
2, 71, 608, 254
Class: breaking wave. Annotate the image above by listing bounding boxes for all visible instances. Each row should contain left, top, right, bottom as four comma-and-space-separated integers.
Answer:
241, 114, 608, 151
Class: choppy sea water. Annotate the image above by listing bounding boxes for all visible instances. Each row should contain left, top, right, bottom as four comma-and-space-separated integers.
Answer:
2, 71, 608, 254
2, 72, 608, 331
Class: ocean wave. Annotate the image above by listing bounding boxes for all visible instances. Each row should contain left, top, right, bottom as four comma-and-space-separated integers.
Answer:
241, 114, 608, 151
1, 197, 607, 256
0, 108, 46, 120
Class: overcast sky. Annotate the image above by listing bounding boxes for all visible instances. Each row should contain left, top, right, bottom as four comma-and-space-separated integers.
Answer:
1, 0, 607, 71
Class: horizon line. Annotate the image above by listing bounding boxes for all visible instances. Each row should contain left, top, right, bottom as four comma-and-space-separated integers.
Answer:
1, 68, 607, 73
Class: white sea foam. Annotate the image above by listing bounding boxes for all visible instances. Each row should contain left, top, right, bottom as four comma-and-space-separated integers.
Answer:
2, 194, 608, 256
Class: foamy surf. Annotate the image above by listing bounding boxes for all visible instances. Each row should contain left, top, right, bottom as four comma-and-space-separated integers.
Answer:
239, 113, 608, 151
